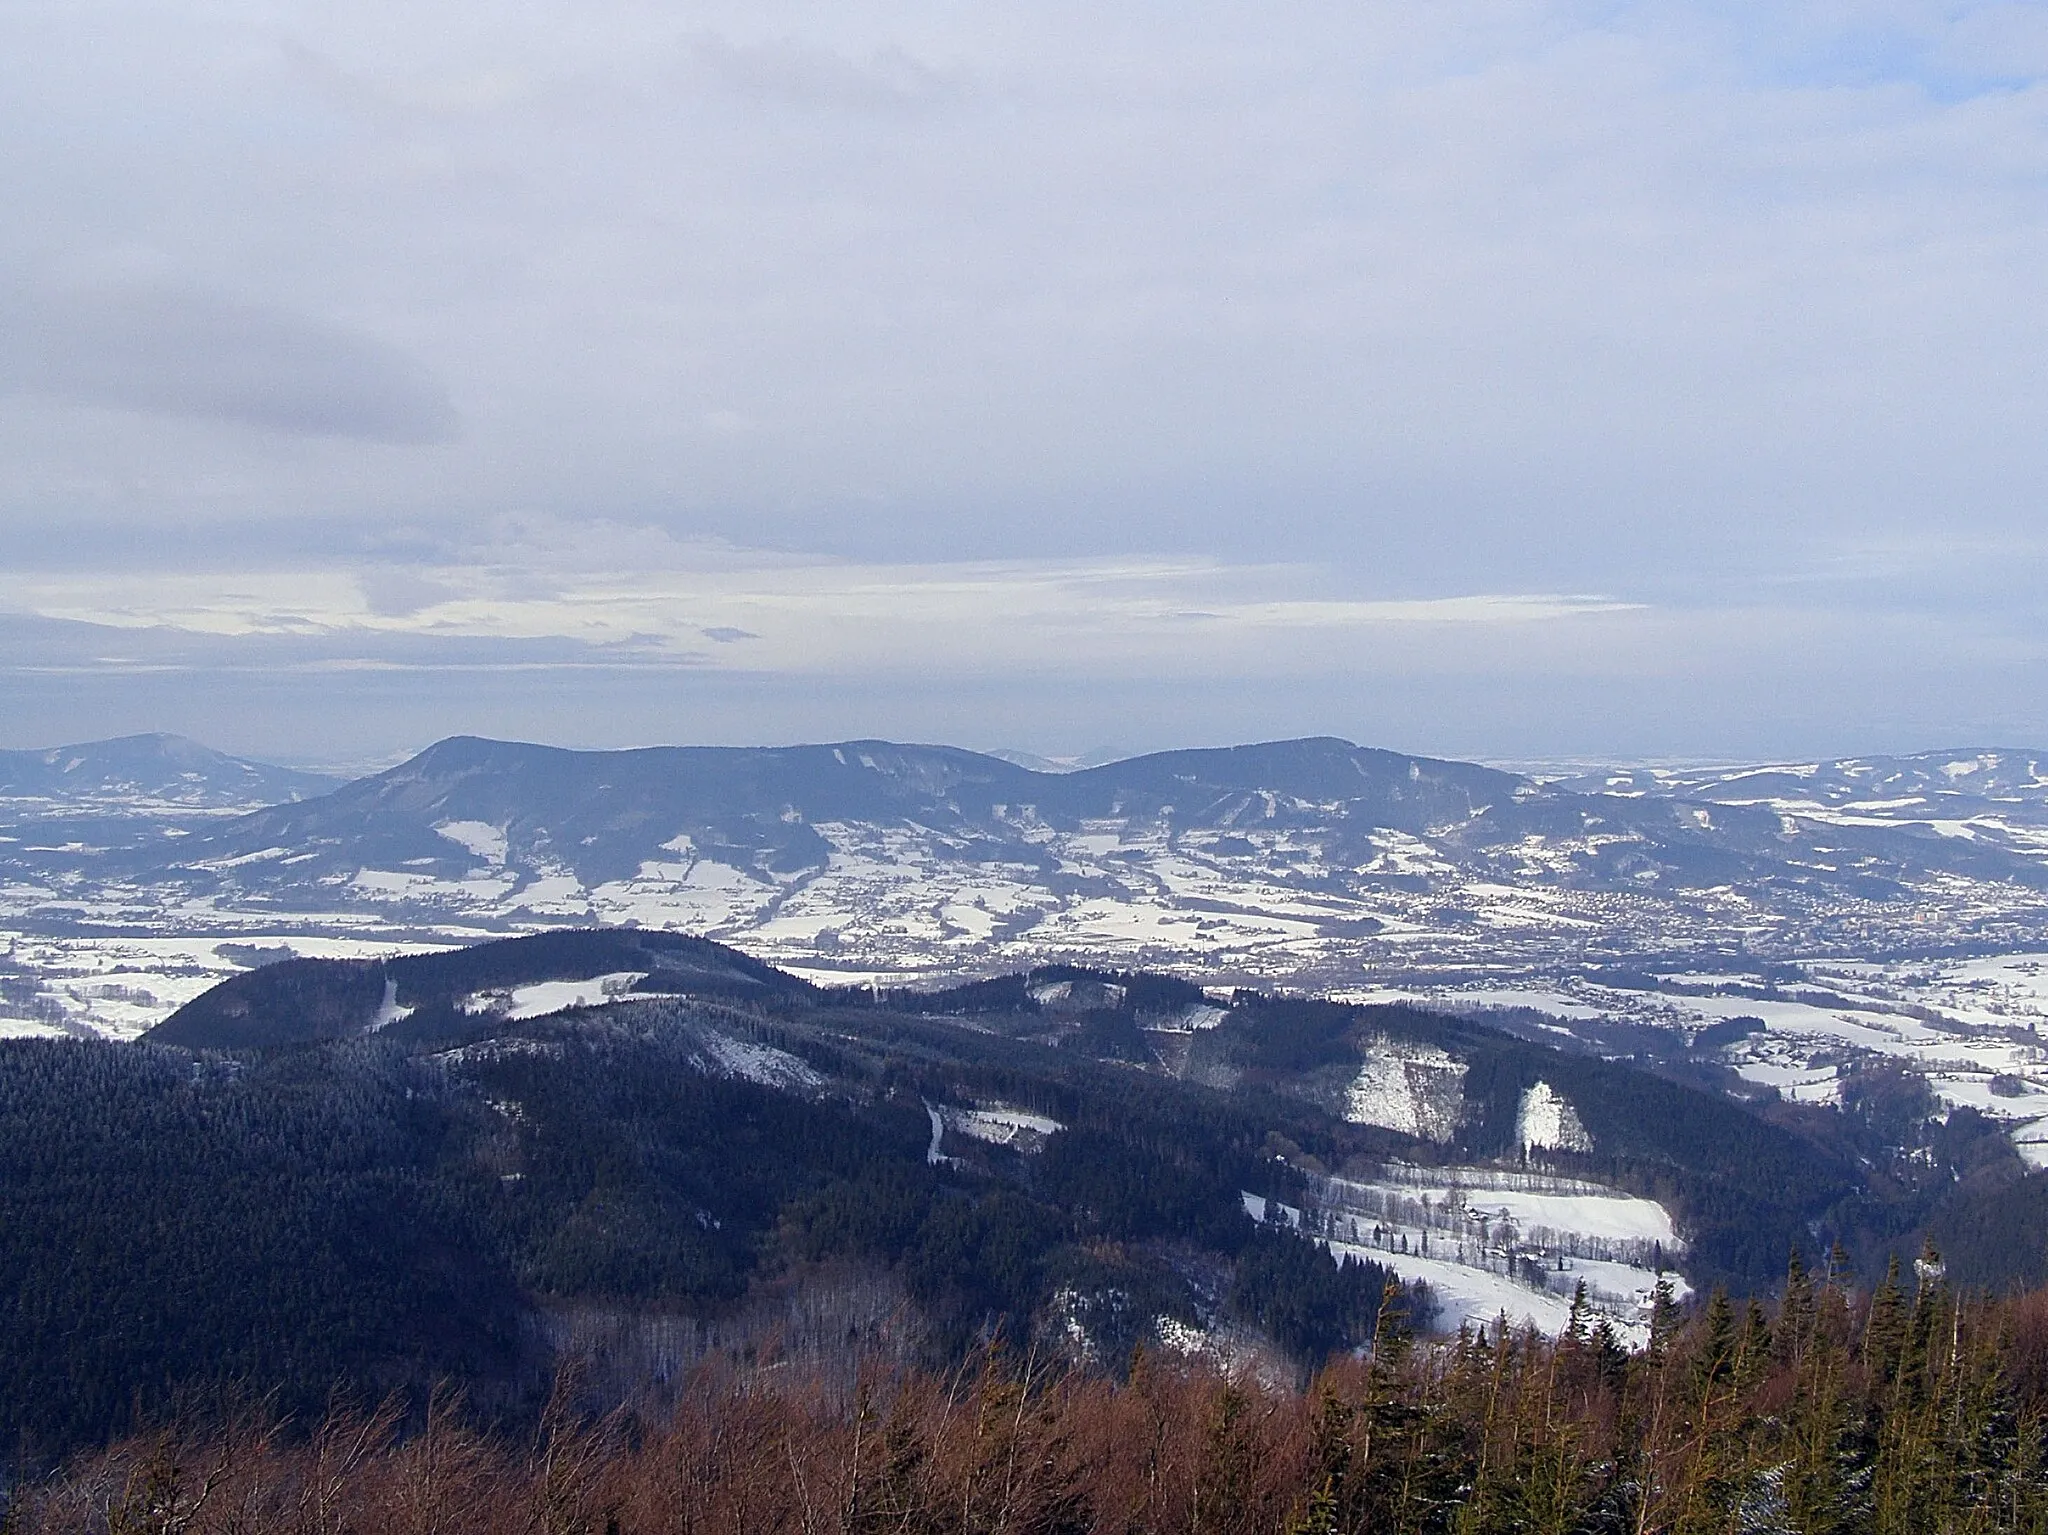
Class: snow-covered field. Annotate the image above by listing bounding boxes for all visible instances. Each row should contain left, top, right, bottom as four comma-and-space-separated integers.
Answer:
1247, 1167, 1686, 1344
22, 761, 2048, 1002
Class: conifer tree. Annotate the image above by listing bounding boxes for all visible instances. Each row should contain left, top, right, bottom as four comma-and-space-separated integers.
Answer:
1736, 1298, 1771, 1393
1566, 1281, 1591, 1347
1690, 1288, 1737, 1403
1866, 1257, 1909, 1388
1779, 1247, 1815, 1368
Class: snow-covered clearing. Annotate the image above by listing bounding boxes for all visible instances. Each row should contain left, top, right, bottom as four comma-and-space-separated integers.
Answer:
468, 972, 656, 1021
943, 1104, 1063, 1147
367, 976, 412, 1031
1516, 1082, 1591, 1153
687, 1029, 822, 1092
1343, 1040, 1467, 1142
436, 821, 509, 865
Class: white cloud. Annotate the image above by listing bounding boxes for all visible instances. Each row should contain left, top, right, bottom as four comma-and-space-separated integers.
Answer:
0, 535, 1644, 680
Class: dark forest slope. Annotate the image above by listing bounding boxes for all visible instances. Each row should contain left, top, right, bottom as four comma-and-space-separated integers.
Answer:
7, 925, 2038, 1464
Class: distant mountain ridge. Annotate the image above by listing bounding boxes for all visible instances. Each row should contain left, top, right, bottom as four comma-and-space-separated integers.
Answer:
154, 731, 2048, 891
1551, 749, 2048, 808
0, 732, 339, 812
11, 732, 2048, 987
147, 733, 1526, 894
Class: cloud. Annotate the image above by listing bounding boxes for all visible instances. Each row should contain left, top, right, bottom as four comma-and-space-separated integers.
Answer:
0, 281, 458, 443
0, 538, 1649, 686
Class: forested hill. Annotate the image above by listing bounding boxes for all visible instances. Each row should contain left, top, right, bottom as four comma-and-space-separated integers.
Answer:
145, 926, 815, 1048
6, 938, 1407, 1463
6, 925, 2042, 1465
103, 732, 2048, 919
147, 926, 2037, 1293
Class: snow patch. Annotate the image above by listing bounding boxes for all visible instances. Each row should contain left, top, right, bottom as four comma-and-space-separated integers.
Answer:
1027, 978, 1126, 1008
1345, 1040, 1467, 1142
924, 1102, 966, 1168
464, 972, 652, 1020
2012, 1120, 2048, 1168
436, 820, 509, 865
943, 1104, 1064, 1148
689, 1029, 823, 1092
1153, 1316, 1210, 1357
366, 974, 413, 1032
1516, 1081, 1592, 1153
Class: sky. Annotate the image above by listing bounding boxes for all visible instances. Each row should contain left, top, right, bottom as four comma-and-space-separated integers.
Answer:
5, 1, 2048, 770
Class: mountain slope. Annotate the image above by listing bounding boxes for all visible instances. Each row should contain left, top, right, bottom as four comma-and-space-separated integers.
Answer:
146, 926, 1858, 1293
17, 919, 2028, 1461
158, 734, 1521, 888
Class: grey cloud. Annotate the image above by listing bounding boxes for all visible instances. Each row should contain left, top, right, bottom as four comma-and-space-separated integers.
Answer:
701, 626, 759, 643
0, 282, 458, 444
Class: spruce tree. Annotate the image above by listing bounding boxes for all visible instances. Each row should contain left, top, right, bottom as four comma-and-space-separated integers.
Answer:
1690, 1288, 1737, 1402
1865, 1257, 1908, 1389
1779, 1247, 1815, 1368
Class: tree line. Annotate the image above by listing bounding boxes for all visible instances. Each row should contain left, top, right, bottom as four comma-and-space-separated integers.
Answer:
13, 1250, 2048, 1533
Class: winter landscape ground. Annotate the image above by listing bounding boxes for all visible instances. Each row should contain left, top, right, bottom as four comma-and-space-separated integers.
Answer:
8, 731, 2048, 1352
